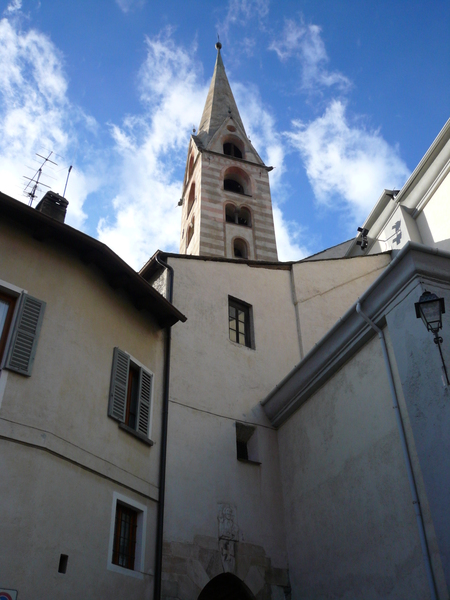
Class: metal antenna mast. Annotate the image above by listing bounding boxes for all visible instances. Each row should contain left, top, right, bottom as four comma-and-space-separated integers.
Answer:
23, 151, 57, 206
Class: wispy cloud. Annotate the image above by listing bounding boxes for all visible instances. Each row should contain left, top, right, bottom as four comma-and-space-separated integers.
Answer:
115, 0, 145, 14
97, 31, 208, 268
98, 31, 309, 267
233, 81, 309, 260
0, 17, 100, 228
269, 19, 350, 92
4, 0, 22, 15
220, 0, 269, 37
286, 100, 410, 223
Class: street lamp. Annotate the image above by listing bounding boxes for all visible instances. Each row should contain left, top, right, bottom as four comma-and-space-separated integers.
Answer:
415, 290, 449, 385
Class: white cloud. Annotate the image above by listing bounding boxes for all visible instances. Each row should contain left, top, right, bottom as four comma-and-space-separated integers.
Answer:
0, 17, 100, 228
272, 204, 309, 261
221, 0, 270, 36
269, 19, 350, 91
287, 100, 410, 223
98, 31, 310, 268
97, 32, 208, 268
234, 81, 309, 260
4, 0, 22, 15
115, 0, 145, 14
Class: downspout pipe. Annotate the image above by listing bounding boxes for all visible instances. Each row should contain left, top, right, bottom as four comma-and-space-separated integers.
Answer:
154, 252, 174, 600
356, 302, 438, 600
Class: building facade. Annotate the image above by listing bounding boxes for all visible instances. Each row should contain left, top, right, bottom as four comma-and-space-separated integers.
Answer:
1, 44, 450, 600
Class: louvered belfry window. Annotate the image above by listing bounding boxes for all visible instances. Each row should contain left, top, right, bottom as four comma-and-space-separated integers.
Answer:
3, 292, 46, 376
112, 503, 138, 570
108, 348, 153, 438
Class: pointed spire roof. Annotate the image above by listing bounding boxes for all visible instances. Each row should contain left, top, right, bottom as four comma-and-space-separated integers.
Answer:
197, 43, 246, 148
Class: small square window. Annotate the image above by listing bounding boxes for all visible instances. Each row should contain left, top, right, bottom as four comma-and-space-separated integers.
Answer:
236, 422, 260, 464
229, 297, 253, 348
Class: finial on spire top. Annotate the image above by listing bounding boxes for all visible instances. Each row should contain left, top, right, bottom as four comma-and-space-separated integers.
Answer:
216, 34, 222, 51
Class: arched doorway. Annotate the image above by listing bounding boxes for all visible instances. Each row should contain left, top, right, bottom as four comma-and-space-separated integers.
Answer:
198, 573, 255, 600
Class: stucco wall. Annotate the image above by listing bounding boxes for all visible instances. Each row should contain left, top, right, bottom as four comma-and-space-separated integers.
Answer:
161, 257, 298, 598
277, 334, 432, 599
386, 279, 450, 594
292, 254, 390, 356
416, 169, 450, 252
0, 441, 157, 600
0, 221, 165, 596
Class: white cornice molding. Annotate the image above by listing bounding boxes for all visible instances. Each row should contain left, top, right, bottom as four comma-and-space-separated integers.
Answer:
262, 242, 450, 427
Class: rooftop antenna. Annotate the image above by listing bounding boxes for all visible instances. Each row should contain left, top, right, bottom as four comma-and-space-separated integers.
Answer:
63, 165, 73, 198
23, 151, 57, 206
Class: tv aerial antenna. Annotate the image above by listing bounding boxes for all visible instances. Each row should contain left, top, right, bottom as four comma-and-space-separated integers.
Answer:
23, 151, 58, 206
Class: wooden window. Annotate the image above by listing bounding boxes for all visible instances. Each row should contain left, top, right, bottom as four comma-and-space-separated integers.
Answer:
108, 348, 153, 442
228, 297, 253, 348
0, 291, 17, 364
112, 503, 138, 570
1, 291, 46, 376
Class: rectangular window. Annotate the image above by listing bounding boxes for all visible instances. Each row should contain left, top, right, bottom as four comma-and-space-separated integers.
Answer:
0, 291, 17, 363
0, 287, 46, 376
228, 297, 253, 348
108, 348, 154, 443
107, 492, 147, 579
236, 422, 260, 464
112, 503, 138, 570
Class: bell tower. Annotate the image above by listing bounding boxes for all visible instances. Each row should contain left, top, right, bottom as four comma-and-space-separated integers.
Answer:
179, 43, 278, 261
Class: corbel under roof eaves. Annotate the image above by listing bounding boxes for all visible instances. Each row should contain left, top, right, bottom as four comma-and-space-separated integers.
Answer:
262, 242, 450, 427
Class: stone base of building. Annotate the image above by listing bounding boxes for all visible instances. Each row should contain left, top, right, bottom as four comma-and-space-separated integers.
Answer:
162, 535, 290, 600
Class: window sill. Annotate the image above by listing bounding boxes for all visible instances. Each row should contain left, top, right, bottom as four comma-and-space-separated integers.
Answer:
237, 458, 261, 466
119, 422, 154, 446
228, 339, 255, 351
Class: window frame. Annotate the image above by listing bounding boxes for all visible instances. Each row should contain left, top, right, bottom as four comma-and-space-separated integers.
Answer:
0, 290, 18, 365
0, 280, 46, 377
228, 296, 254, 349
107, 492, 147, 579
108, 348, 154, 445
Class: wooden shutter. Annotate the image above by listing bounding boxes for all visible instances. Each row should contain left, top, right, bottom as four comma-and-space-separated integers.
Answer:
5, 293, 46, 376
108, 347, 130, 422
136, 367, 152, 437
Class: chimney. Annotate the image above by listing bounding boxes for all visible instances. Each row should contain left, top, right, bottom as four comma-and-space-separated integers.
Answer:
35, 191, 69, 223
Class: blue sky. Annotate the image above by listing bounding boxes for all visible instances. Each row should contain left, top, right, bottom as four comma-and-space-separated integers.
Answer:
0, 0, 448, 267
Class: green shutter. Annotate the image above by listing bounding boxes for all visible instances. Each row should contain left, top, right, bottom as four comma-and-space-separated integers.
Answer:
108, 347, 129, 422
5, 293, 46, 376
136, 367, 152, 437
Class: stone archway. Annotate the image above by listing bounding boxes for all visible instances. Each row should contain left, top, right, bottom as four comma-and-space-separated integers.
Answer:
198, 573, 255, 600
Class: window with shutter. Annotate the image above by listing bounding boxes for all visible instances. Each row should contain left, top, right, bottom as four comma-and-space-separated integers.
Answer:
108, 348, 154, 444
2, 292, 46, 376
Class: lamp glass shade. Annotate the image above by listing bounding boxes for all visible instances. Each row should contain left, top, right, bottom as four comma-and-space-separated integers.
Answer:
415, 291, 445, 333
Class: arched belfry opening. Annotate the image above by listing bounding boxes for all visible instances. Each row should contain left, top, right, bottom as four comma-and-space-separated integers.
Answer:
198, 573, 255, 600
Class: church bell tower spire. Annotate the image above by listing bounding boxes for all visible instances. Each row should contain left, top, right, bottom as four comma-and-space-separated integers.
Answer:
179, 43, 278, 261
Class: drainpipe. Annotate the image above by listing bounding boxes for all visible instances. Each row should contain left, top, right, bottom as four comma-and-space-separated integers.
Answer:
154, 252, 174, 600
356, 302, 438, 600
